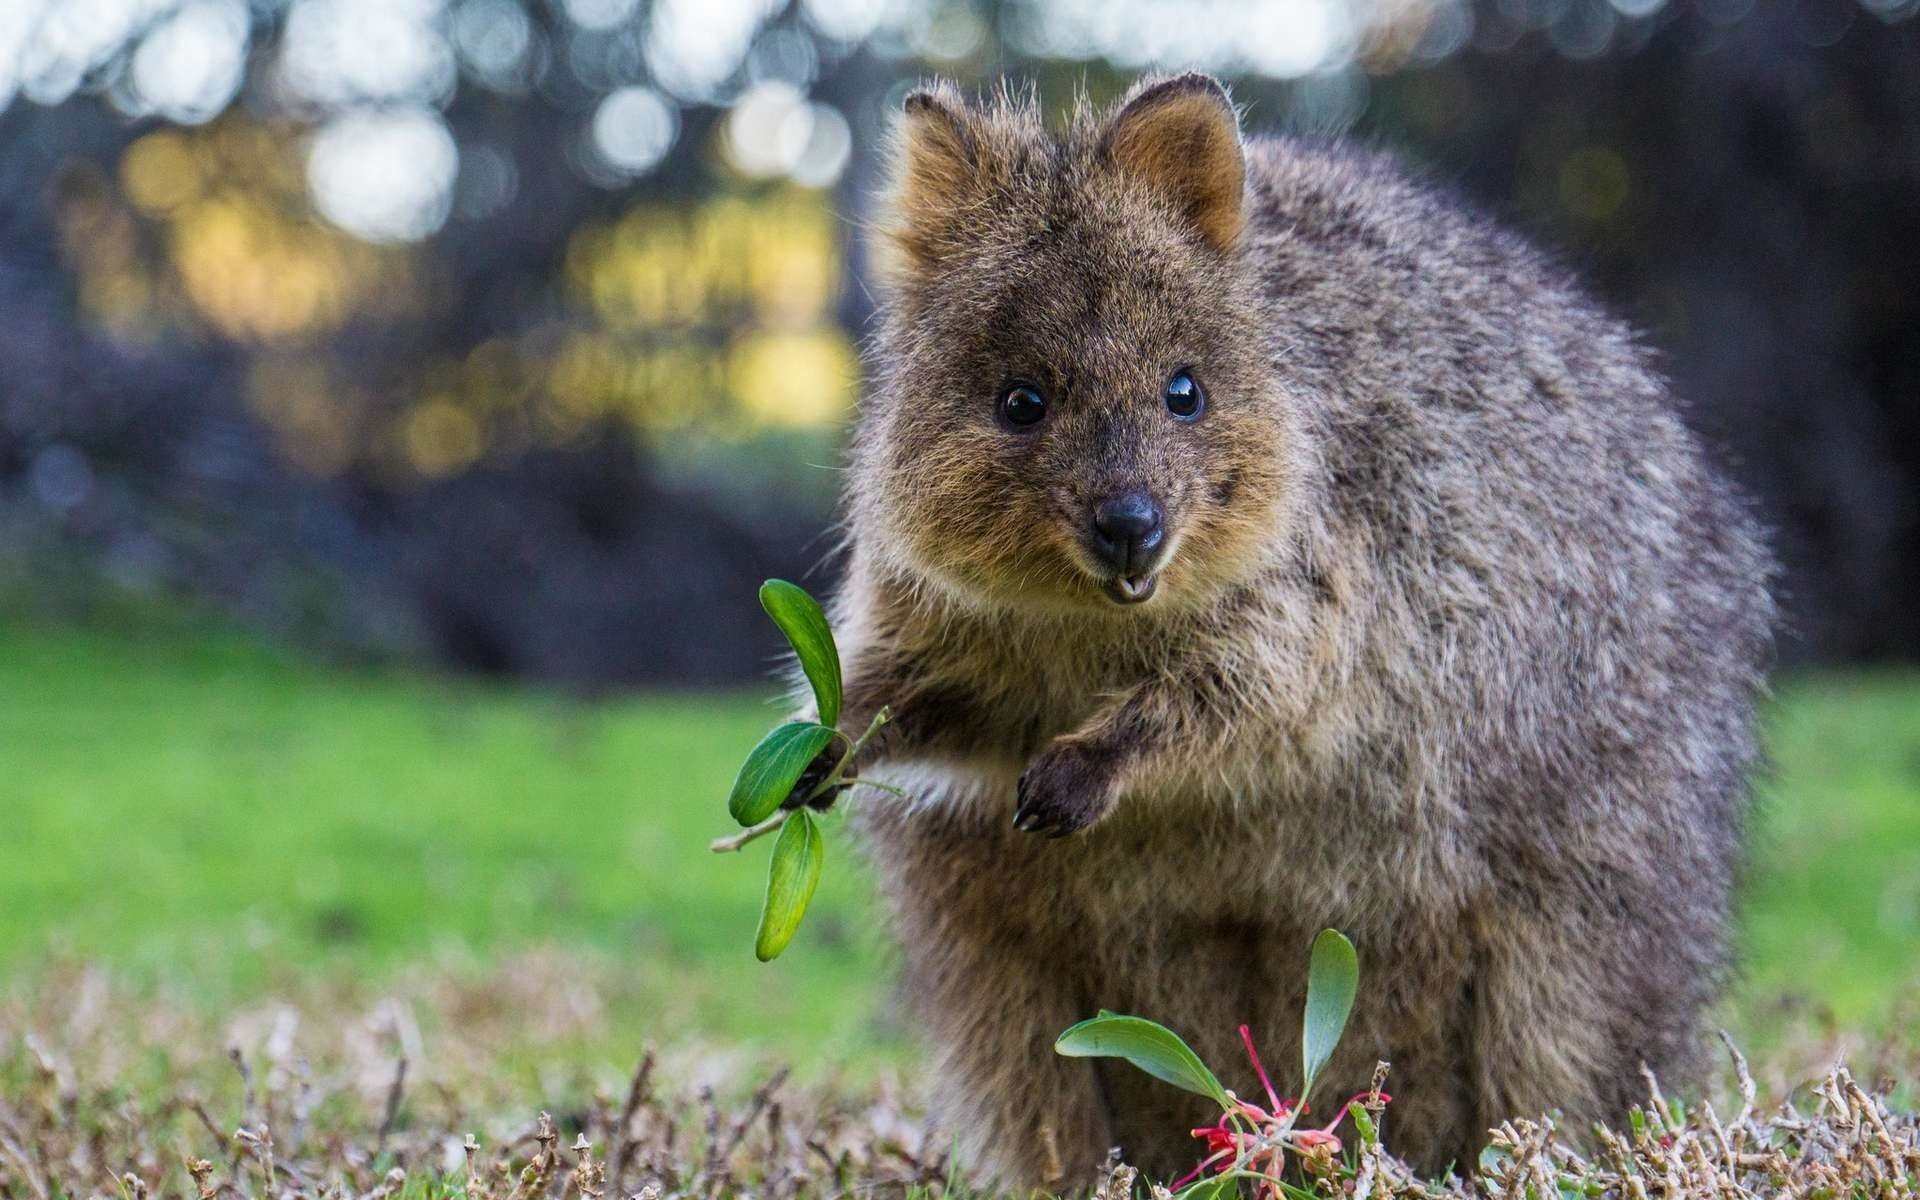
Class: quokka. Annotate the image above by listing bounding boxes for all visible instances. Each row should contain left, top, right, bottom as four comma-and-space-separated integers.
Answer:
780, 73, 1775, 1188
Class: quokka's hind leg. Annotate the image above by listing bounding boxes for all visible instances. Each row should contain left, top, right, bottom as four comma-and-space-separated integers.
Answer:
863, 813, 1114, 1191
919, 969, 1115, 1192
1467, 882, 1721, 1148
903, 912, 1115, 1190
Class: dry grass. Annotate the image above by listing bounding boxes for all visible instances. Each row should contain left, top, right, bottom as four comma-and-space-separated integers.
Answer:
0, 952, 948, 1200
1, 954, 1914, 1200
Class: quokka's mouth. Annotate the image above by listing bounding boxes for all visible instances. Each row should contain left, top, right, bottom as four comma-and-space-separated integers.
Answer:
1103, 573, 1159, 605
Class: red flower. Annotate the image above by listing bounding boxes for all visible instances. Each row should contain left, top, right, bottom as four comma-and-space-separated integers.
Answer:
1169, 1025, 1391, 1197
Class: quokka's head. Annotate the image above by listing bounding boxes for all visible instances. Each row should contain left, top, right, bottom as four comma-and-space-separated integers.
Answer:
857, 73, 1306, 617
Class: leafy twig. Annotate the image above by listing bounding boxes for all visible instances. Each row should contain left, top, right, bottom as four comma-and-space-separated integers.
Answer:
709, 708, 890, 853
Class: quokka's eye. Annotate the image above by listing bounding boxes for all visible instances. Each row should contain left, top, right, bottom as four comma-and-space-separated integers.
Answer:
1164, 369, 1205, 421
998, 383, 1048, 429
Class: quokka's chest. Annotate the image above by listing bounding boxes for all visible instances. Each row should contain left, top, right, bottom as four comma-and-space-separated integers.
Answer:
921, 622, 1195, 720
866, 770, 1465, 944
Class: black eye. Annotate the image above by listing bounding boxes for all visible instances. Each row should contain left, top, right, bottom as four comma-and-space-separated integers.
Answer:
998, 383, 1048, 429
1164, 370, 1205, 421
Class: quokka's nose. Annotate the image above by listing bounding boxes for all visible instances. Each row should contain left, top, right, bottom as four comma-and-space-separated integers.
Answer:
1090, 491, 1166, 573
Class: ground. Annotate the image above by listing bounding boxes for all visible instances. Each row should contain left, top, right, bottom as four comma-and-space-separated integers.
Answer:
2, 612, 1918, 1196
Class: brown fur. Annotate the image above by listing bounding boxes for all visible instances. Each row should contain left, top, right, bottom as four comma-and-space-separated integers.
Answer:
790, 74, 1775, 1189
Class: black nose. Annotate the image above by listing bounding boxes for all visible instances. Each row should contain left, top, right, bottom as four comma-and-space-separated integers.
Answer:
1090, 491, 1166, 574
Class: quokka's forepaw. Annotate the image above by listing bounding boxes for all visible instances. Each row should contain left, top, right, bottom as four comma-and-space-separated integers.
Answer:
1013, 743, 1118, 837
782, 744, 849, 812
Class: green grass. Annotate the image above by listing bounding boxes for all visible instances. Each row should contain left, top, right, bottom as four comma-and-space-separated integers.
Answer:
3, 612, 1917, 1071
0, 614, 892, 1068
1742, 672, 1920, 1023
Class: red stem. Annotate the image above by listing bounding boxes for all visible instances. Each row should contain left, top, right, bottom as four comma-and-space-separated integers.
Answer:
1319, 1089, 1393, 1135
1239, 1024, 1283, 1114
1170, 1147, 1234, 1191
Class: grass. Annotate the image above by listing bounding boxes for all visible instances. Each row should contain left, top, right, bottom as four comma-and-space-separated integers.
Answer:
1, 954, 1914, 1199
0, 615, 891, 1071
2, 611, 1918, 1197
1742, 671, 1920, 1023
2, 609, 1919, 1070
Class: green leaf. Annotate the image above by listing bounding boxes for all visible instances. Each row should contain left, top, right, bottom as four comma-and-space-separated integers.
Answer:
760, 579, 842, 728
728, 722, 836, 826
1173, 1175, 1239, 1200
1302, 928, 1358, 1099
1054, 1014, 1231, 1109
1350, 1105, 1378, 1146
1477, 1145, 1510, 1175
754, 809, 824, 961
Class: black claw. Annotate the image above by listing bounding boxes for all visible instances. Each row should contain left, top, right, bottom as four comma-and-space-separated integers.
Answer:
1015, 765, 1092, 836
783, 747, 850, 812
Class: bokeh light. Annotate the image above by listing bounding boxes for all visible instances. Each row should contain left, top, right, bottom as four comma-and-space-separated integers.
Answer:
277, 0, 455, 108
127, 0, 248, 124
450, 0, 537, 92
563, 0, 643, 31
724, 82, 851, 187
802, 0, 899, 42
646, 0, 783, 101
591, 86, 678, 177
307, 108, 460, 243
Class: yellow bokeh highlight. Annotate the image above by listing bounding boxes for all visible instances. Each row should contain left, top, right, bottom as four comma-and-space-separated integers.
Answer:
121, 130, 203, 213
626, 344, 729, 433
548, 333, 624, 424
169, 190, 418, 341
568, 188, 839, 332
729, 330, 855, 428
174, 195, 332, 339
556, 184, 856, 437
67, 117, 422, 346
78, 113, 864, 479
462, 338, 531, 412
402, 399, 485, 477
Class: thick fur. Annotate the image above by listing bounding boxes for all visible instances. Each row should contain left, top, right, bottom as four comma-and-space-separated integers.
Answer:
800, 75, 1775, 1189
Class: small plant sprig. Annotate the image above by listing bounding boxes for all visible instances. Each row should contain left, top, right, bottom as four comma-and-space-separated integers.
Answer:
1055, 929, 1383, 1199
710, 580, 898, 961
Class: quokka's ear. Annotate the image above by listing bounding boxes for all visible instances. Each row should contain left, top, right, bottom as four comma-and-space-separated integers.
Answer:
1100, 73, 1246, 254
875, 83, 977, 280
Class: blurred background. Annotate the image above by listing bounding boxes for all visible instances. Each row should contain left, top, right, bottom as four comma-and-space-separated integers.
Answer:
2, 0, 1918, 1071
5, 0, 1919, 681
